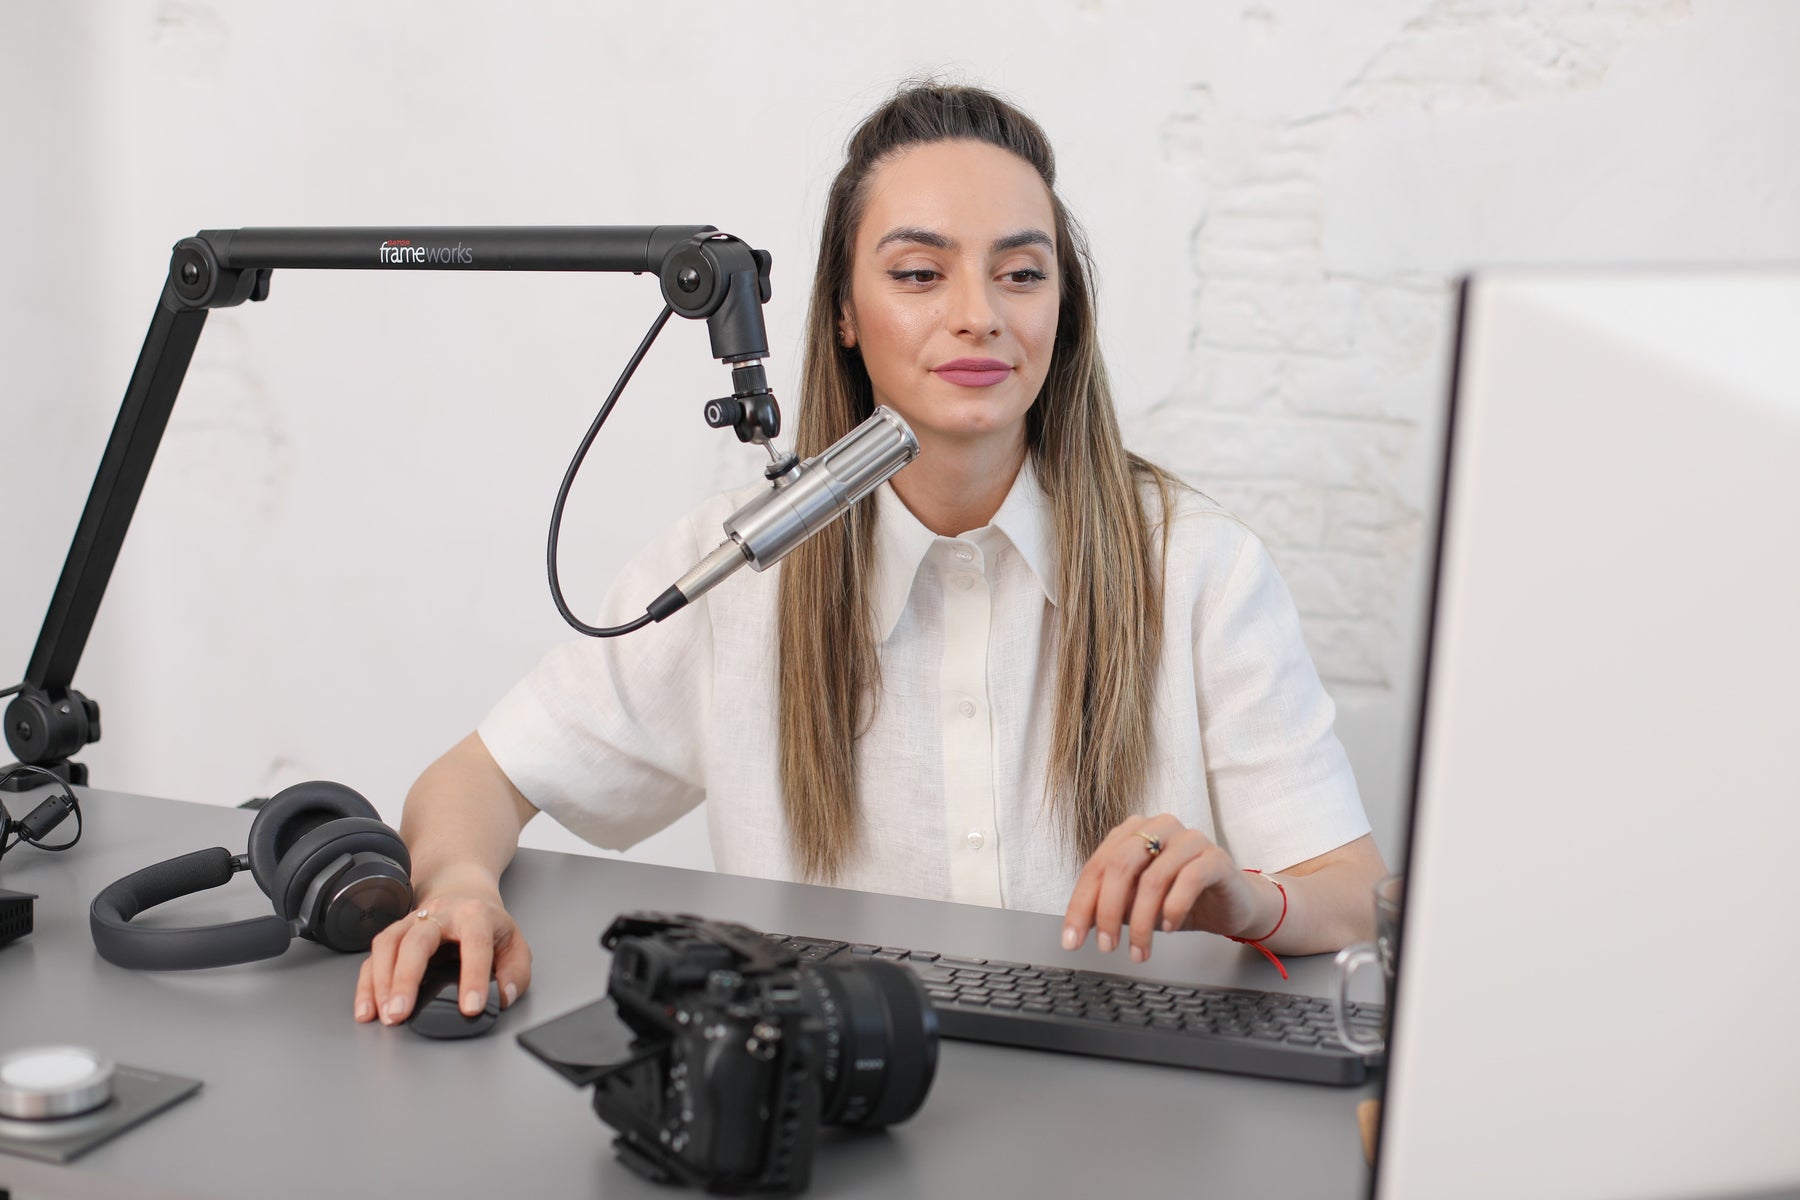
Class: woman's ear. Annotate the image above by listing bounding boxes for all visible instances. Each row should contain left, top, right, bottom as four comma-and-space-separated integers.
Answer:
838, 308, 858, 349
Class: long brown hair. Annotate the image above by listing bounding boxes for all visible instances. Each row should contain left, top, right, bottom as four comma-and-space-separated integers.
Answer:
779, 83, 1174, 882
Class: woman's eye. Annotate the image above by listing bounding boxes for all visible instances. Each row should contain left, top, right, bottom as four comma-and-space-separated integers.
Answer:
1005, 268, 1048, 285
888, 269, 940, 284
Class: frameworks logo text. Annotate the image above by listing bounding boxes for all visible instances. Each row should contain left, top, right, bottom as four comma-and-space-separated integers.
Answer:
378, 238, 474, 266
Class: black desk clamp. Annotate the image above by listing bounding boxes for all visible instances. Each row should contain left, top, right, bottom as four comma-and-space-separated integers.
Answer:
3, 226, 781, 791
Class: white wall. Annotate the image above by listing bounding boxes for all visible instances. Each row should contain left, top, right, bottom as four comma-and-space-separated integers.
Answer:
3, 1, 1797, 873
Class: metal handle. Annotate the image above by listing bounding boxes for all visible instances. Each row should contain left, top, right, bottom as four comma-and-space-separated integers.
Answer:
1333, 942, 1386, 1056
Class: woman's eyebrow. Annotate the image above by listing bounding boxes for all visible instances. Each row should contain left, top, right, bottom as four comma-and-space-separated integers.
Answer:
873, 227, 1055, 255
990, 229, 1054, 255
875, 226, 954, 251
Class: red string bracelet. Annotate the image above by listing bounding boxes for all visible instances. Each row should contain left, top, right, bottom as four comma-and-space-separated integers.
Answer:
1228, 868, 1289, 980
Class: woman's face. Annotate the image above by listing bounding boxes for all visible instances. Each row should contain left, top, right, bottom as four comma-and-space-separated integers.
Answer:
842, 139, 1060, 453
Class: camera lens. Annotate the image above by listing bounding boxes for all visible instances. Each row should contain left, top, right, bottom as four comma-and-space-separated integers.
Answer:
799, 959, 938, 1129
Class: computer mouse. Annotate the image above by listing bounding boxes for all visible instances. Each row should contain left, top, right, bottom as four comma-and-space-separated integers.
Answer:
405, 946, 502, 1040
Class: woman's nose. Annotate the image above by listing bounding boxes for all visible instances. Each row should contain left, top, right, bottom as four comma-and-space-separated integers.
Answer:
947, 275, 1001, 340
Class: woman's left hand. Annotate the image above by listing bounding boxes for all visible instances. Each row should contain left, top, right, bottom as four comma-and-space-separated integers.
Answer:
1061, 813, 1275, 963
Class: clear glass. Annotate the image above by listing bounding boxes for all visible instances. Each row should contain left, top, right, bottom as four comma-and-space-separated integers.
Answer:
1333, 874, 1402, 1055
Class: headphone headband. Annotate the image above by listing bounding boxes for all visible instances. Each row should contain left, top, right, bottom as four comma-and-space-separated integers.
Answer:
89, 847, 295, 970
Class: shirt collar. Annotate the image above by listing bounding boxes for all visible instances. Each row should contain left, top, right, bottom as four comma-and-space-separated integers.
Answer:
869, 455, 1059, 644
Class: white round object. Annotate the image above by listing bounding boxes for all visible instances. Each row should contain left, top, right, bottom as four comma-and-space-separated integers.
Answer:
0, 1045, 115, 1119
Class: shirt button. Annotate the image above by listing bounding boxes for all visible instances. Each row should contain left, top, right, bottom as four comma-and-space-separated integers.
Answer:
956, 547, 974, 562
966, 829, 984, 849
958, 700, 976, 718
953, 575, 975, 591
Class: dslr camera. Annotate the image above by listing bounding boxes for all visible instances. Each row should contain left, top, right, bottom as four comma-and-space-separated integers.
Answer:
530, 912, 939, 1194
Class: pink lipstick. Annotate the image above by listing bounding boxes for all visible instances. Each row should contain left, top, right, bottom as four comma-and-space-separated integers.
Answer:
933, 357, 1012, 388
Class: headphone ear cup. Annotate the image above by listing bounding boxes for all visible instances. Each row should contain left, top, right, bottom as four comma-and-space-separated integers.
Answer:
269, 817, 412, 929
246, 780, 380, 897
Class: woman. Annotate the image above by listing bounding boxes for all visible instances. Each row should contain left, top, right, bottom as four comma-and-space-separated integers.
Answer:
355, 83, 1387, 1027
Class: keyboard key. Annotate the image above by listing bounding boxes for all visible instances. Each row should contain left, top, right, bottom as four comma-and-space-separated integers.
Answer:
940, 955, 989, 967
908, 950, 941, 963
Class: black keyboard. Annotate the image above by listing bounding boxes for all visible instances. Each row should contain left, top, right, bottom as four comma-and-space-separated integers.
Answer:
768, 932, 1381, 1087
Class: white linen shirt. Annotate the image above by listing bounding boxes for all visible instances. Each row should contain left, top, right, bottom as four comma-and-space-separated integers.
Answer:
479, 459, 1369, 915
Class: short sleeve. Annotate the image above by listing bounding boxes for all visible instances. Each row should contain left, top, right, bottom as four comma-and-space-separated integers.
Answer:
1191, 521, 1371, 871
478, 506, 719, 851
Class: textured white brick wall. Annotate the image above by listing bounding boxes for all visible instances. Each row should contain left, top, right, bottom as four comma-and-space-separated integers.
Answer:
1127, 0, 1797, 852
3, 1, 1797, 874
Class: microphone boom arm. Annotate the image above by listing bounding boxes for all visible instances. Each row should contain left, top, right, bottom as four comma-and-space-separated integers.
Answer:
4, 225, 778, 788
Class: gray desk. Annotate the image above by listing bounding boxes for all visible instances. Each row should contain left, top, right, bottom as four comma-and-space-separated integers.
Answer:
0, 788, 1375, 1199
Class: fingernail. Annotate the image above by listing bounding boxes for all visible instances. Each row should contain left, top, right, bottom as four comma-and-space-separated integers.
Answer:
1097, 932, 1114, 953
1131, 945, 1146, 963
503, 982, 519, 1008
1061, 927, 1079, 951
1162, 918, 1174, 933
463, 990, 482, 1015
356, 1000, 372, 1021
383, 997, 406, 1023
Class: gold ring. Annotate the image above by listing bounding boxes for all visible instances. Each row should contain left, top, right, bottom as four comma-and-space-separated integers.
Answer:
413, 909, 442, 930
1137, 831, 1163, 858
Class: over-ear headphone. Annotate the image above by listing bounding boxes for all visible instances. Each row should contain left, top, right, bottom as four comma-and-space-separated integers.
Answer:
90, 780, 412, 970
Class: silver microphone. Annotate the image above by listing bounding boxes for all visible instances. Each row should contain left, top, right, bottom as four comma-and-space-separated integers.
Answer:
646, 406, 920, 621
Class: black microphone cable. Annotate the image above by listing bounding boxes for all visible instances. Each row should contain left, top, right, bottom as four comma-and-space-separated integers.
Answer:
0, 764, 83, 861
545, 305, 674, 638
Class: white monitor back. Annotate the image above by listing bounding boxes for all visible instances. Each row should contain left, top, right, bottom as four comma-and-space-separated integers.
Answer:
1375, 269, 1800, 1200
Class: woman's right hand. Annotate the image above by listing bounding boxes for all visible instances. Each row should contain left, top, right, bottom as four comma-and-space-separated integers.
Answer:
353, 866, 534, 1025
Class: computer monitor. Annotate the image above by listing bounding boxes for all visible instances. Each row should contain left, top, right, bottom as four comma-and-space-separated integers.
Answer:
1375, 269, 1800, 1199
